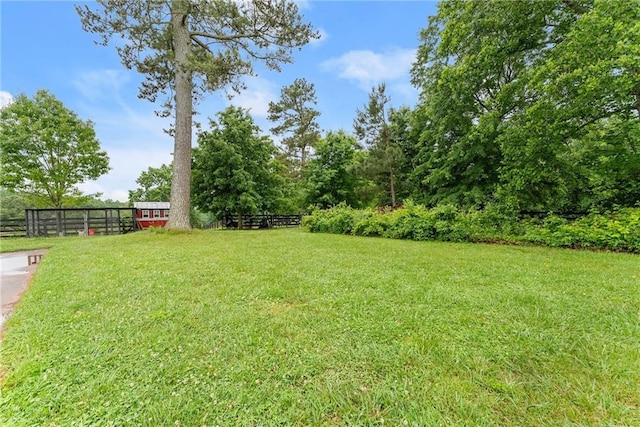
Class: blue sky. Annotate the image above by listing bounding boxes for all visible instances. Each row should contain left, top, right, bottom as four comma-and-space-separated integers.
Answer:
1, 1, 438, 202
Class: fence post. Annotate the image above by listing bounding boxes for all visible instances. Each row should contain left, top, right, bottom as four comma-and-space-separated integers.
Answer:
25, 209, 30, 237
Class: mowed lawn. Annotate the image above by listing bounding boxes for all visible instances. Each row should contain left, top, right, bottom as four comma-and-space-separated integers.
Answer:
1, 229, 638, 425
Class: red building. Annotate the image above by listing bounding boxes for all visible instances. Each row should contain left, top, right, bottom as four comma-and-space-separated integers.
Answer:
134, 202, 170, 228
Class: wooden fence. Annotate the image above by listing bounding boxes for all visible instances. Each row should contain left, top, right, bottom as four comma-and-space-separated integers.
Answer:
224, 214, 302, 229
25, 208, 138, 237
0, 218, 27, 238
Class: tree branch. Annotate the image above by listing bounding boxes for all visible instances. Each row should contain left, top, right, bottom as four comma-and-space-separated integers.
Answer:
189, 30, 255, 42
190, 34, 212, 53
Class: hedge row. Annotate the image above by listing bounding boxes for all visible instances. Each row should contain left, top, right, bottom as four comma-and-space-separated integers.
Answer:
302, 202, 640, 253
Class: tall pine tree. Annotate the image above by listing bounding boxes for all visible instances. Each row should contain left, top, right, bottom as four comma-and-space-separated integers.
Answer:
78, 0, 317, 229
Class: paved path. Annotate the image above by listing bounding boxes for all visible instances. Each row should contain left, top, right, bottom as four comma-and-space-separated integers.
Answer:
0, 250, 47, 333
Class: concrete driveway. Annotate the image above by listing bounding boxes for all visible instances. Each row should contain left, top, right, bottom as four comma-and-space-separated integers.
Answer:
0, 250, 46, 333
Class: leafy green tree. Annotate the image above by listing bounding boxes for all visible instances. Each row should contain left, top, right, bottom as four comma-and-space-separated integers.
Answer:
304, 131, 364, 209
497, 0, 640, 210
78, 197, 129, 208
410, 0, 560, 208
0, 188, 27, 220
388, 105, 419, 203
268, 78, 321, 170
410, 0, 639, 211
271, 148, 306, 211
565, 119, 640, 210
77, 0, 317, 230
353, 83, 405, 206
192, 106, 285, 228
128, 164, 173, 203
0, 90, 110, 208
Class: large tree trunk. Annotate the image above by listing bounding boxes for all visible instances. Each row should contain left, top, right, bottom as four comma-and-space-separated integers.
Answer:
167, 0, 193, 230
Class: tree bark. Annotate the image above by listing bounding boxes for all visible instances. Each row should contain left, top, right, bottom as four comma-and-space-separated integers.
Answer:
167, 0, 193, 230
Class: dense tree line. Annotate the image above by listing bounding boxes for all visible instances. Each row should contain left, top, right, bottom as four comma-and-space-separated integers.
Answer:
408, 0, 639, 212
3, 0, 637, 221
189, 0, 638, 217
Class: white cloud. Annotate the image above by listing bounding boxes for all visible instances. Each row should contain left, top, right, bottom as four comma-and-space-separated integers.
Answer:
73, 68, 173, 146
321, 47, 417, 91
294, 0, 311, 10
0, 91, 15, 108
89, 105, 172, 146
78, 147, 173, 202
225, 76, 277, 118
73, 69, 130, 100
70, 68, 175, 201
76, 181, 129, 203
80, 113, 173, 200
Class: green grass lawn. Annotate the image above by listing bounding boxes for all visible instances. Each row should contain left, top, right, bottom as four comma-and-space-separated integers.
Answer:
0, 236, 60, 253
1, 229, 639, 425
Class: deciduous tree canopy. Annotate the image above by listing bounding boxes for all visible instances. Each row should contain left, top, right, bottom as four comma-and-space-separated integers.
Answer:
128, 164, 173, 203
192, 106, 286, 227
0, 90, 109, 208
409, 0, 639, 211
304, 131, 364, 209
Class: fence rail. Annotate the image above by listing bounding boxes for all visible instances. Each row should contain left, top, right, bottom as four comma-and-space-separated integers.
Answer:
2, 211, 302, 237
0, 218, 27, 238
25, 208, 138, 237
224, 214, 302, 229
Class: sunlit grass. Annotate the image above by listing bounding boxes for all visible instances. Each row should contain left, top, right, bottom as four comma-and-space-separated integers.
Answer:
1, 229, 639, 425
0, 236, 61, 253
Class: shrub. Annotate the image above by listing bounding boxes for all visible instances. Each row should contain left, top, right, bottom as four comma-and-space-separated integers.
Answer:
474, 203, 523, 238
302, 203, 357, 234
303, 203, 640, 253
523, 208, 640, 252
352, 210, 389, 237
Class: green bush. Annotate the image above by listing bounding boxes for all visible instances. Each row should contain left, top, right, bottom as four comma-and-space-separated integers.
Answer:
352, 209, 388, 237
523, 208, 640, 252
383, 201, 433, 240
302, 203, 357, 234
303, 203, 640, 253
469, 203, 524, 241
